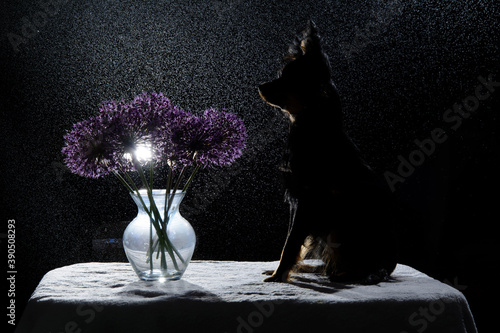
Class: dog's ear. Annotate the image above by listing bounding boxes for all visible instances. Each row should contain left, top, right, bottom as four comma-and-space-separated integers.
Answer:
299, 20, 322, 55
287, 20, 322, 59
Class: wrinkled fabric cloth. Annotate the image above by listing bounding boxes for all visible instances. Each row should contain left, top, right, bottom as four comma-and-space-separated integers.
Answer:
16, 261, 476, 333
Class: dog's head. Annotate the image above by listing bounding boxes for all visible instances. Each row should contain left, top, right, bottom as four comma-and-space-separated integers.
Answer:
259, 21, 335, 120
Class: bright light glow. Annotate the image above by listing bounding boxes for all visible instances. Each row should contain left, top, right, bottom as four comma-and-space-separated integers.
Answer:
135, 144, 153, 162
124, 144, 153, 163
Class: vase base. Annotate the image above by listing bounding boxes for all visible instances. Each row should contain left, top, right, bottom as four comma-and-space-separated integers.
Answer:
137, 269, 183, 281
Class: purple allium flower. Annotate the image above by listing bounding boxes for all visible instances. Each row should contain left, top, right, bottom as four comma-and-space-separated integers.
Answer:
198, 108, 247, 167
165, 112, 206, 167
99, 92, 179, 170
62, 92, 247, 179
62, 116, 118, 178
166, 108, 247, 168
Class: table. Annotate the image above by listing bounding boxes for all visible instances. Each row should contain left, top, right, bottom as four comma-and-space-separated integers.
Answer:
16, 261, 477, 333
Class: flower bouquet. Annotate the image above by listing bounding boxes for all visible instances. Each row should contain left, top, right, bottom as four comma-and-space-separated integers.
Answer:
62, 92, 246, 279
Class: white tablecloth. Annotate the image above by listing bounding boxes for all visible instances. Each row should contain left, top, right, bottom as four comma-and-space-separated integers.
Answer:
16, 261, 476, 333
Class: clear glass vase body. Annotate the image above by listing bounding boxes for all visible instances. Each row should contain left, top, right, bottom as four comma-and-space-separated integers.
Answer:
123, 189, 196, 281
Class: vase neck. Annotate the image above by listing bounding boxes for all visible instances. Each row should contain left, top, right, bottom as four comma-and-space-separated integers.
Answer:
131, 189, 185, 215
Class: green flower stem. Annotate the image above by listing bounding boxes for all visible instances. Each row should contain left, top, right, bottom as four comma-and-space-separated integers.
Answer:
132, 161, 166, 251
148, 163, 154, 272
114, 171, 156, 270
164, 166, 173, 222
158, 165, 187, 266
133, 158, 161, 223
116, 157, 187, 272
162, 165, 188, 266
114, 172, 135, 194
120, 170, 164, 272
149, 160, 154, 192
132, 157, 184, 271
160, 242, 167, 271
122, 170, 166, 254
122, 171, 153, 221
166, 165, 187, 214
182, 164, 200, 193
133, 159, 167, 270
149, 210, 154, 271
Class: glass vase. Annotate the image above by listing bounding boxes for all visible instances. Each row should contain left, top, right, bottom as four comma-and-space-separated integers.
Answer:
123, 189, 196, 281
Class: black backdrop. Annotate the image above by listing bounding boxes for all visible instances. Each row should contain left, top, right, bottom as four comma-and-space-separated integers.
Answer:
1, 0, 499, 331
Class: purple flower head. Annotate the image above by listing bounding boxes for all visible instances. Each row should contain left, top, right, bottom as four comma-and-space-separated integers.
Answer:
62, 116, 119, 178
99, 92, 178, 170
198, 108, 247, 167
166, 108, 247, 168
62, 93, 247, 179
166, 112, 206, 167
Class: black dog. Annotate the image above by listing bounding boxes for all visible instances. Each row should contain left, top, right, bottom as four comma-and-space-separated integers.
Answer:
259, 21, 397, 283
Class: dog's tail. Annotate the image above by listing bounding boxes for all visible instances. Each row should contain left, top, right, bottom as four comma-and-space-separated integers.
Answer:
328, 267, 395, 285
359, 268, 394, 285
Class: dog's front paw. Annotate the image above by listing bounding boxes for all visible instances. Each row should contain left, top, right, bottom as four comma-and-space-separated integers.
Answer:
262, 270, 275, 276
262, 271, 289, 283
263, 274, 284, 282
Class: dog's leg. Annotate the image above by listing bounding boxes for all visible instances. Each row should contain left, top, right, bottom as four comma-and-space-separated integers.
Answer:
263, 210, 308, 282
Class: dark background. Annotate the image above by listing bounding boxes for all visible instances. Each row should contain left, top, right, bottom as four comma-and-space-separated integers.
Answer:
1, 0, 499, 332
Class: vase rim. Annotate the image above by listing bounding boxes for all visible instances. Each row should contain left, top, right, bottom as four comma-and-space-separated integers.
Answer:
133, 189, 184, 197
